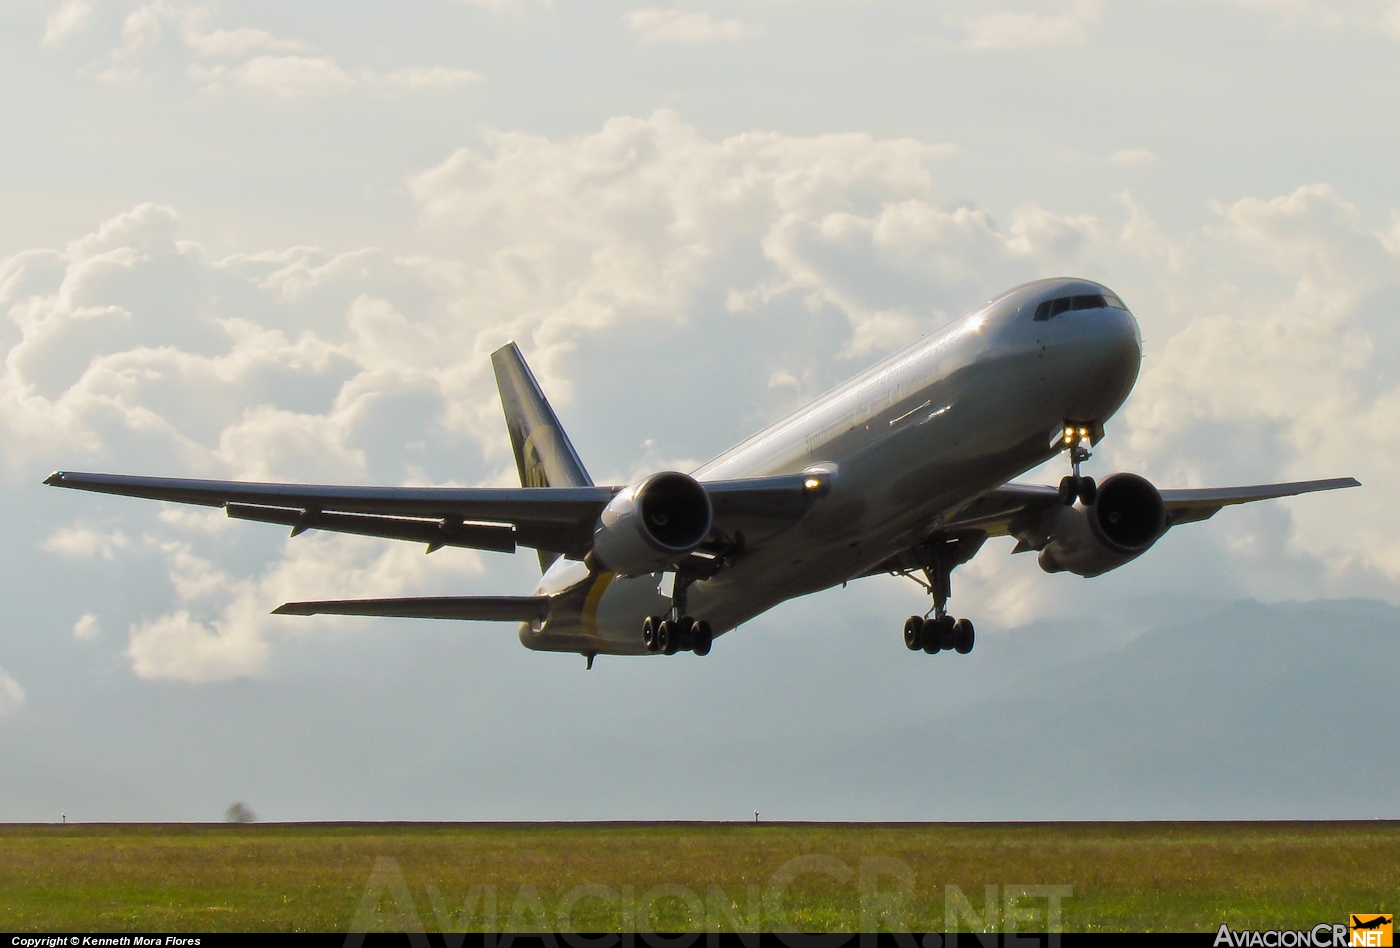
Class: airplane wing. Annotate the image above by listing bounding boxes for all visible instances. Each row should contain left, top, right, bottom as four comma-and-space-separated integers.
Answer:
1156, 478, 1362, 526
43, 469, 826, 558
858, 475, 1361, 578
273, 595, 550, 621
938, 476, 1361, 538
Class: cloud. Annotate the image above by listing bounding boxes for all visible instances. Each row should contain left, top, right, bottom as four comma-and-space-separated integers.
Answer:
624, 9, 767, 44
191, 59, 485, 98
952, 0, 1100, 50
1118, 184, 1400, 588
380, 66, 486, 90
409, 111, 961, 354
73, 614, 101, 640
43, 527, 131, 561
1217, 0, 1400, 38
0, 666, 24, 718
192, 55, 358, 98
126, 533, 484, 682
1109, 148, 1159, 167
57, 3, 484, 96
42, 0, 94, 48
182, 26, 312, 59
12, 115, 1400, 682
459, 0, 553, 8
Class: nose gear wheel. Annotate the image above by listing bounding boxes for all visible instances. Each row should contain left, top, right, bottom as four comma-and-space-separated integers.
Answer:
1059, 422, 1100, 506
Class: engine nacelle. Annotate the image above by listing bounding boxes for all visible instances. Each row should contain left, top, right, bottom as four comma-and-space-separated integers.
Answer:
1037, 473, 1167, 578
590, 471, 713, 577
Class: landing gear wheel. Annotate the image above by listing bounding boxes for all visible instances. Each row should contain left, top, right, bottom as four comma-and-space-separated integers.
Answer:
690, 619, 712, 656
1058, 475, 1078, 506
935, 613, 957, 649
903, 616, 924, 651
1078, 476, 1097, 506
923, 616, 952, 654
642, 615, 661, 652
658, 619, 680, 655
953, 617, 975, 654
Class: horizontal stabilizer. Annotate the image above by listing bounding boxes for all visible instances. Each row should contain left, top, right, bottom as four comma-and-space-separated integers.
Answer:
272, 595, 550, 621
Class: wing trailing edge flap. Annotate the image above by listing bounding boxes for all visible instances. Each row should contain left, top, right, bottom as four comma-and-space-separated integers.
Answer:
272, 595, 550, 621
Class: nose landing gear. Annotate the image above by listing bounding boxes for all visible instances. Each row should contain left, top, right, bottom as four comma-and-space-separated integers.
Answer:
1058, 423, 1100, 506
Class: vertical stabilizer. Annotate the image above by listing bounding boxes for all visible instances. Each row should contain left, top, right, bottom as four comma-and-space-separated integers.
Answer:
491, 343, 593, 570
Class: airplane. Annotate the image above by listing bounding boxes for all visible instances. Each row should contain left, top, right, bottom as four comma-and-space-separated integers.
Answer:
1351, 916, 1391, 931
46, 278, 1359, 668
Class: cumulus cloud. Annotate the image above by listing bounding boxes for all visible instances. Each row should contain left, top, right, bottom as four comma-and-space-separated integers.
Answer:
55, 2, 484, 96
73, 614, 101, 640
11, 112, 1400, 680
1119, 184, 1400, 588
43, 527, 131, 561
952, 0, 1100, 50
42, 0, 94, 48
1109, 148, 1159, 167
624, 9, 766, 43
1214, 0, 1400, 38
0, 666, 24, 717
190, 59, 485, 98
126, 533, 484, 682
380, 66, 486, 90
459, 0, 553, 8
191, 55, 359, 98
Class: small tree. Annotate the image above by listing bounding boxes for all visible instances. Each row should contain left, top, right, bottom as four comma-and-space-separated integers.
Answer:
225, 801, 255, 823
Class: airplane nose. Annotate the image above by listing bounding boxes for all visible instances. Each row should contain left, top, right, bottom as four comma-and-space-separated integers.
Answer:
1050, 304, 1142, 423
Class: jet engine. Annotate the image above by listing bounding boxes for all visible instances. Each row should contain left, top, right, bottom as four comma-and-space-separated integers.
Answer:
590, 471, 713, 576
1037, 473, 1167, 578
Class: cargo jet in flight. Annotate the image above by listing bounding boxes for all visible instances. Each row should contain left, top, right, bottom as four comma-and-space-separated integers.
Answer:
47, 278, 1358, 666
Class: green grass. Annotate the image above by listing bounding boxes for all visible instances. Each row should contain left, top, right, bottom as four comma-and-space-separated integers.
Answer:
1, 821, 1396, 932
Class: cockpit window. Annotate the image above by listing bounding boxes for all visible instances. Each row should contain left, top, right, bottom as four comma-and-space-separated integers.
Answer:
1033, 293, 1126, 321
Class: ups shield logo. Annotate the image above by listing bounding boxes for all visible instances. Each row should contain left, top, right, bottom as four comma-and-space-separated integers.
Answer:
1351, 915, 1393, 947
521, 427, 559, 489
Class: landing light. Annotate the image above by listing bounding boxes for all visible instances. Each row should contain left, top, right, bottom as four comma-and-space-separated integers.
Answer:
803, 476, 823, 491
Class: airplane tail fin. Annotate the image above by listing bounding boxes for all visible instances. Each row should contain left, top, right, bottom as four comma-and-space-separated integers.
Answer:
490, 342, 593, 571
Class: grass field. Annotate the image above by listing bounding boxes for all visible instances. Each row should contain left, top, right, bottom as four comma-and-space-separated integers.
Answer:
1, 821, 1396, 932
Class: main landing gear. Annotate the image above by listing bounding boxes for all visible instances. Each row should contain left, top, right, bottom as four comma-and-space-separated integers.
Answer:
642, 568, 712, 656
1058, 422, 1100, 506
642, 614, 712, 656
897, 535, 980, 657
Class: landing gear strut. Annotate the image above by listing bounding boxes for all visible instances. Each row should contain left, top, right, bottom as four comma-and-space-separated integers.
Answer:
896, 535, 979, 657
642, 568, 712, 656
1058, 422, 1099, 506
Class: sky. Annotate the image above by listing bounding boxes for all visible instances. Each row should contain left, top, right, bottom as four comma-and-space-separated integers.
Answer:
1, 0, 1398, 821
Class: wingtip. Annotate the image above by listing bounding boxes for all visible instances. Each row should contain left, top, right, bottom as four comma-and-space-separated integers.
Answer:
271, 602, 311, 616
44, 471, 64, 486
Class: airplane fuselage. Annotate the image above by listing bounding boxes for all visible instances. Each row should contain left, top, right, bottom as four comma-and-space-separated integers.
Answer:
525, 278, 1144, 655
